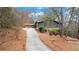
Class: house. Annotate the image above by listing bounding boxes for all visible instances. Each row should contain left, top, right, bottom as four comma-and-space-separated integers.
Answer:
45, 20, 61, 28
23, 24, 34, 28
34, 21, 45, 28
34, 20, 61, 28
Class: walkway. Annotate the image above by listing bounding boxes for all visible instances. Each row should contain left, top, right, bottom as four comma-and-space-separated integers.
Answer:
24, 28, 51, 51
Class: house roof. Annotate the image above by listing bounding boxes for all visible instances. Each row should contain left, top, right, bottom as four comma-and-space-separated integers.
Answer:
53, 21, 61, 24
35, 20, 61, 24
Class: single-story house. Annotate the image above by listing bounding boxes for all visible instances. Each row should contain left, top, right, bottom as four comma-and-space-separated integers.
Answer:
34, 20, 61, 28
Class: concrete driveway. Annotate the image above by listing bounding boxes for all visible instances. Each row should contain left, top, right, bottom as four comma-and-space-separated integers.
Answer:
23, 28, 51, 51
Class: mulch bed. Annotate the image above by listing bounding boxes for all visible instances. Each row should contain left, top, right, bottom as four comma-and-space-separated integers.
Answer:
38, 32, 79, 51
0, 29, 26, 51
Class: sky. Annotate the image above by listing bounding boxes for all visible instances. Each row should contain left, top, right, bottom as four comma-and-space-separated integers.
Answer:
17, 7, 69, 15
17, 7, 47, 21
17, 7, 49, 21
17, 7, 49, 15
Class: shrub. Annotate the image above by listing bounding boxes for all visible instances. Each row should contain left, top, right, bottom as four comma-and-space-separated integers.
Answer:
39, 26, 46, 33
48, 28, 60, 35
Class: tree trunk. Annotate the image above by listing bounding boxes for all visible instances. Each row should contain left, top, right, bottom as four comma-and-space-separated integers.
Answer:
77, 17, 79, 39
59, 8, 64, 37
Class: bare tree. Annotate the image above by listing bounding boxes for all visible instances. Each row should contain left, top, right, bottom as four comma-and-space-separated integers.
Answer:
59, 8, 64, 37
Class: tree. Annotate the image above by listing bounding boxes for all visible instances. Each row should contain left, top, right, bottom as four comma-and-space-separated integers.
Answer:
59, 8, 64, 37
0, 7, 29, 30
0, 7, 13, 29
73, 8, 79, 39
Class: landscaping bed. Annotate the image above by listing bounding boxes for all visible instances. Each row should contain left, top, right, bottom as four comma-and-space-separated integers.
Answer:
0, 29, 26, 51
38, 32, 79, 51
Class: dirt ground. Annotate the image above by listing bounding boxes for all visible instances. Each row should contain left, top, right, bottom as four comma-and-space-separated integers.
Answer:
39, 32, 79, 51
0, 29, 26, 51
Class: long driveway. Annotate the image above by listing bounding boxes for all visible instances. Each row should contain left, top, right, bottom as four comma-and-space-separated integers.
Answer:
24, 28, 51, 51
